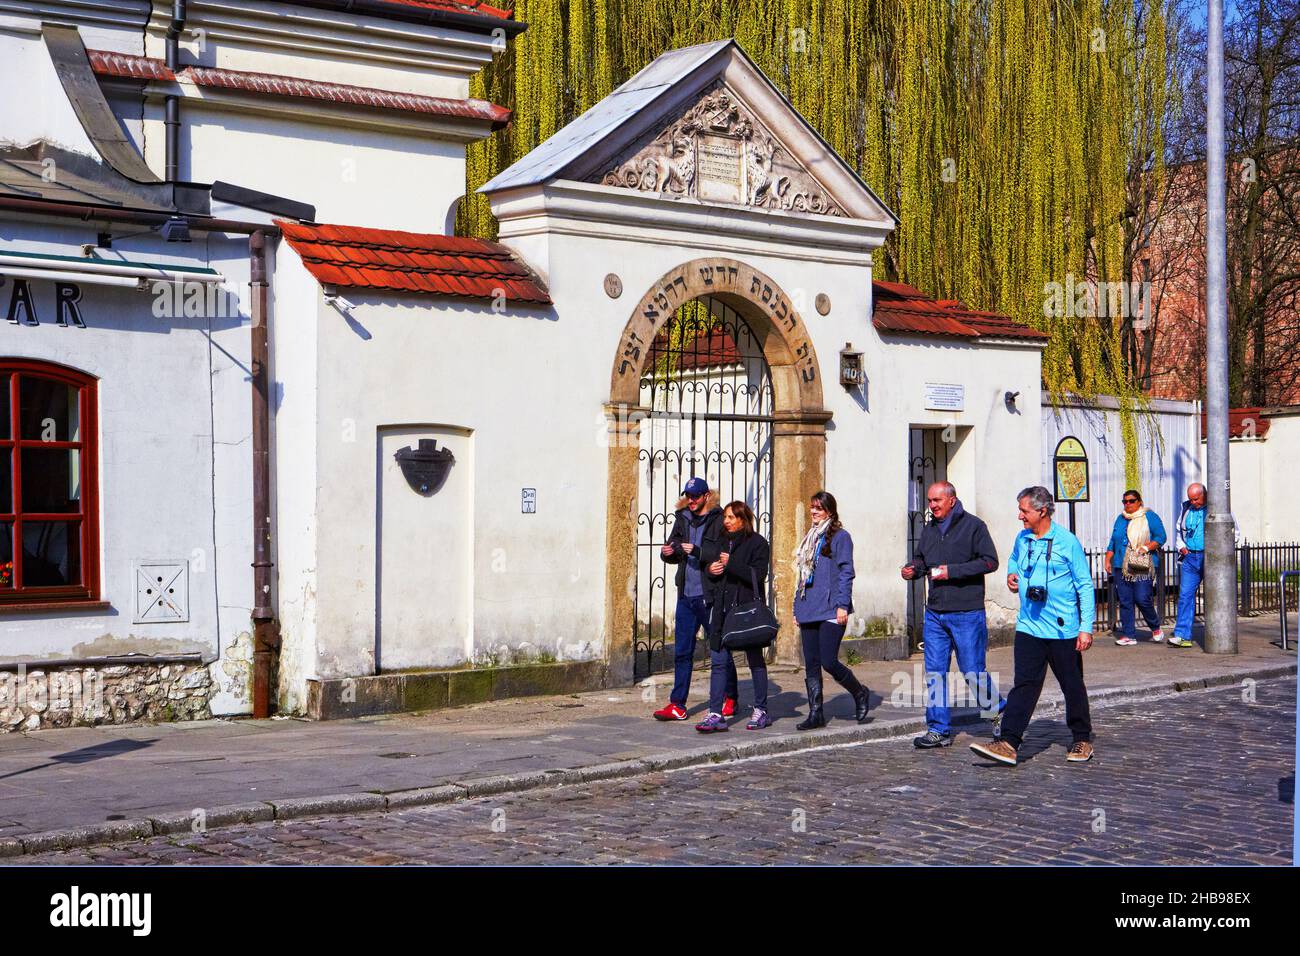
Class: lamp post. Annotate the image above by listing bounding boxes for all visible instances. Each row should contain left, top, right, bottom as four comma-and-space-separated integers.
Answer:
1203, 0, 1238, 654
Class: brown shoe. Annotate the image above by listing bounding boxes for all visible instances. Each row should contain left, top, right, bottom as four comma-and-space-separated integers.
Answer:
1067, 740, 1094, 762
969, 739, 1017, 766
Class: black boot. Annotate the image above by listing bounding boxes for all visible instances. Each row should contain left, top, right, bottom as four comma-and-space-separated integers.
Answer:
841, 671, 872, 723
796, 675, 825, 731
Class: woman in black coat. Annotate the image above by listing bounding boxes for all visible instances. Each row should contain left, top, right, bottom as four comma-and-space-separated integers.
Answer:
695, 501, 772, 732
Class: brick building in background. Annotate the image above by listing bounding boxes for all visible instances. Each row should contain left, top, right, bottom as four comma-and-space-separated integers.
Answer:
1143, 153, 1300, 406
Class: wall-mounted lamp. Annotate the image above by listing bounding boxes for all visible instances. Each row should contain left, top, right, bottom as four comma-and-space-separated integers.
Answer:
1004, 390, 1020, 411
840, 342, 864, 389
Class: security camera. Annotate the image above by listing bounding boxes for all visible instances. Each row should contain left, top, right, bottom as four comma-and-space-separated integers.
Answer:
324, 291, 357, 313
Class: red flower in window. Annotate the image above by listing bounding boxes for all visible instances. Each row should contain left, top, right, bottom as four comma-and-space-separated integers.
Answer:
0, 562, 12, 588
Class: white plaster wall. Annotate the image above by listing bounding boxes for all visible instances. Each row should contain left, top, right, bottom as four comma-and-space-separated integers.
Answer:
203, 232, 257, 714
156, 0, 492, 99
181, 107, 467, 232
0, 28, 100, 154
301, 288, 606, 682
0, 223, 251, 681
1263, 416, 1300, 541
1227, 439, 1266, 541
859, 337, 1042, 633
1218, 414, 1300, 543
376, 424, 473, 669
267, 246, 320, 715
530, 225, 1041, 641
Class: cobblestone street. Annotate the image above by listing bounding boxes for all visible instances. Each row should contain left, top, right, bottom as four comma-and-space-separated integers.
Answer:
17, 679, 1295, 866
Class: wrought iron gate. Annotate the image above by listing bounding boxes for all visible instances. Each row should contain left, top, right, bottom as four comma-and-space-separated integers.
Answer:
906, 427, 950, 653
634, 296, 774, 681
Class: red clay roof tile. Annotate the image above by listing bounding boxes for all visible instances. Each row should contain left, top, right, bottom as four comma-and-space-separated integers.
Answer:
277, 219, 550, 305
872, 280, 1047, 342
1202, 407, 1272, 439
376, 0, 514, 19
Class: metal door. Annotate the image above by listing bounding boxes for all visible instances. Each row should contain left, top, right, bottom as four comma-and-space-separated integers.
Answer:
906, 427, 950, 653
634, 296, 774, 681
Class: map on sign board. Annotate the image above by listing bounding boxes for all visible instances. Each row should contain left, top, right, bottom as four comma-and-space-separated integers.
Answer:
1053, 436, 1089, 502
1055, 461, 1089, 501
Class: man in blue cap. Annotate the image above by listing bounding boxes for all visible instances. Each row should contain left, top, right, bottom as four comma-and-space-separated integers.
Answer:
653, 476, 730, 720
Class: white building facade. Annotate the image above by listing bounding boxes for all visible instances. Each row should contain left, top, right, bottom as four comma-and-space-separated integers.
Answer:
3, 1, 1046, 727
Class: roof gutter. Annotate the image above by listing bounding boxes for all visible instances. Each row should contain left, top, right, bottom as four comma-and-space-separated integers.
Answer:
289, 0, 528, 36
0, 196, 279, 236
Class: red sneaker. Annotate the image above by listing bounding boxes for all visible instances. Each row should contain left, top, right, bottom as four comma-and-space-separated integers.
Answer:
721, 697, 737, 718
653, 702, 688, 721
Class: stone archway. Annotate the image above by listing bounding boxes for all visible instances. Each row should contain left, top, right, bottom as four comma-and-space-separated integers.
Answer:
604, 257, 831, 683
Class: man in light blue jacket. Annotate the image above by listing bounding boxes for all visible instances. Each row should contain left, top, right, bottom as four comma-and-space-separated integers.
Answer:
971, 486, 1096, 766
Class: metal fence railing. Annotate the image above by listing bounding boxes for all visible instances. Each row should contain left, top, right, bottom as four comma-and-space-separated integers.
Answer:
1084, 541, 1300, 632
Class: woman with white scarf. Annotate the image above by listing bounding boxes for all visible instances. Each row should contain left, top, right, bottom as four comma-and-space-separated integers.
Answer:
1104, 489, 1167, 646
791, 490, 870, 729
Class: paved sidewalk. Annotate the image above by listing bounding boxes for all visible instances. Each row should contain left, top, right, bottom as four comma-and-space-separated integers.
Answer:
0, 616, 1293, 853
21, 677, 1294, 866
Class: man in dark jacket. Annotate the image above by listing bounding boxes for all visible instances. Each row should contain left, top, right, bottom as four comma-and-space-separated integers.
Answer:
653, 476, 729, 720
901, 482, 1003, 748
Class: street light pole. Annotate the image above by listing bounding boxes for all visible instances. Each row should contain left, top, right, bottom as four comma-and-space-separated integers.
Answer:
1204, 0, 1238, 654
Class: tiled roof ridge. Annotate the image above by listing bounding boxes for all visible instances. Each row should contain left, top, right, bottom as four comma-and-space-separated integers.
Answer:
279, 221, 509, 254
376, 0, 514, 19
86, 50, 510, 126
274, 219, 551, 305
872, 279, 1048, 341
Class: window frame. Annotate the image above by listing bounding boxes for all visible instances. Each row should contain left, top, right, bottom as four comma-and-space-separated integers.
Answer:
0, 358, 100, 605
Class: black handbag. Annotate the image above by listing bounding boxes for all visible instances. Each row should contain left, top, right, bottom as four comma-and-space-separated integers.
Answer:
720, 568, 779, 650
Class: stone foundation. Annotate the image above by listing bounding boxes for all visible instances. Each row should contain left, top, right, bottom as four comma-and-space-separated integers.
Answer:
0, 662, 213, 732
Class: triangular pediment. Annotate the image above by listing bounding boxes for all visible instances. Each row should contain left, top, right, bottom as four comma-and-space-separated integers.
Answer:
481, 40, 897, 227
591, 79, 847, 216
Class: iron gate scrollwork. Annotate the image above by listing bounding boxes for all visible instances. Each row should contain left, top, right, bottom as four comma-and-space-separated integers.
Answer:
634, 296, 774, 681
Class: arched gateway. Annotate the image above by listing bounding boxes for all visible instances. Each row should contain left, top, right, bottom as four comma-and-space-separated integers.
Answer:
481, 38, 904, 694
605, 258, 830, 681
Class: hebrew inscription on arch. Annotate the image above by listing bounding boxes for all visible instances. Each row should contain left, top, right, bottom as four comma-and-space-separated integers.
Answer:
614, 259, 818, 390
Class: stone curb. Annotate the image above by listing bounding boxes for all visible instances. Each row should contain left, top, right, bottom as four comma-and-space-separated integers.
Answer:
270, 793, 387, 821
5, 662, 1293, 858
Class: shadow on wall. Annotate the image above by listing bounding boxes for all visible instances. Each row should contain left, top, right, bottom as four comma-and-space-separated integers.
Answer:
324, 291, 560, 338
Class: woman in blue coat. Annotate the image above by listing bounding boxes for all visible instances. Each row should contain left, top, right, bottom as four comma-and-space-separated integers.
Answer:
792, 491, 871, 729
1104, 488, 1167, 645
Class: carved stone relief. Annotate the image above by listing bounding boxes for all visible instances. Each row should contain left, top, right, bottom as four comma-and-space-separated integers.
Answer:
595, 82, 845, 217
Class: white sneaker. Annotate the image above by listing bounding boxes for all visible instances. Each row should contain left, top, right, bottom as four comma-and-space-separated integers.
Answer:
1115, 636, 1137, 646
1151, 630, 1165, 643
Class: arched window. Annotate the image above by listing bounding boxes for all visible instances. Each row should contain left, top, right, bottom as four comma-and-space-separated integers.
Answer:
0, 360, 100, 605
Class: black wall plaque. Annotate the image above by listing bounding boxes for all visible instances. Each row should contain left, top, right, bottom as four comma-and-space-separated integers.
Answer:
394, 439, 455, 496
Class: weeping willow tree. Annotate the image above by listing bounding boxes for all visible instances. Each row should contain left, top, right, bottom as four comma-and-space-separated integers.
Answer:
460, 0, 1182, 485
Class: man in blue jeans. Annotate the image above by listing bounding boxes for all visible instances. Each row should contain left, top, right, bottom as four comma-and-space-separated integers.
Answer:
652, 477, 729, 720
901, 482, 1003, 748
1172, 482, 1239, 648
